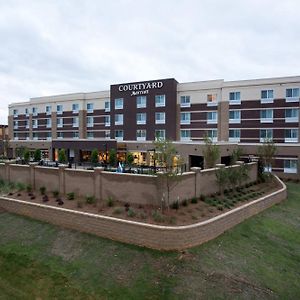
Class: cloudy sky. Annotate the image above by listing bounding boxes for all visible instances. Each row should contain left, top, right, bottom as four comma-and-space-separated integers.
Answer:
1, 0, 300, 124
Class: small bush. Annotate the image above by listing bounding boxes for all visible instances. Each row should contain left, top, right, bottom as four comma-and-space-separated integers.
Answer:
191, 197, 198, 204
152, 210, 164, 223
26, 184, 32, 193
127, 208, 136, 218
171, 201, 179, 210
67, 192, 75, 200
77, 200, 84, 208
182, 199, 188, 207
86, 195, 95, 204
39, 186, 46, 195
16, 182, 26, 192
113, 208, 122, 215
53, 190, 59, 198
107, 197, 114, 207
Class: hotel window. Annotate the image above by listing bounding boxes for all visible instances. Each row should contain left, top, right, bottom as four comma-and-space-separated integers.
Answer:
137, 96, 147, 108
207, 94, 218, 106
105, 130, 110, 139
115, 98, 123, 110
87, 103, 94, 113
137, 113, 146, 125
180, 130, 191, 141
25, 120, 29, 129
180, 96, 190, 107
229, 110, 241, 124
229, 92, 241, 104
57, 105, 63, 115
72, 117, 79, 127
285, 108, 299, 122
87, 116, 94, 128
260, 109, 273, 123
180, 112, 191, 125
105, 100, 111, 112
285, 129, 298, 143
207, 111, 218, 124
155, 95, 166, 107
46, 118, 52, 128
284, 159, 298, 174
32, 119, 38, 129
261, 90, 274, 103
57, 118, 63, 128
33, 132, 38, 140
260, 129, 273, 142
155, 129, 166, 140
57, 132, 64, 139
46, 105, 52, 115
115, 130, 123, 141
25, 108, 29, 116
87, 131, 94, 139
13, 109, 18, 117
13, 120, 18, 129
13, 132, 18, 140
25, 133, 29, 140
73, 131, 79, 139
115, 114, 123, 125
72, 103, 79, 113
136, 129, 146, 141
104, 115, 111, 126
286, 88, 299, 102
155, 112, 165, 124
229, 129, 241, 142
206, 129, 218, 142
46, 132, 52, 141
32, 107, 38, 116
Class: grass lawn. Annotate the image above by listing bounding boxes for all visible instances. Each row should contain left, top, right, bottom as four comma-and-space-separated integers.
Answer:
0, 182, 299, 299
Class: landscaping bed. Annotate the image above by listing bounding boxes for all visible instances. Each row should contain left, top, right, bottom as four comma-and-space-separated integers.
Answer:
0, 178, 281, 226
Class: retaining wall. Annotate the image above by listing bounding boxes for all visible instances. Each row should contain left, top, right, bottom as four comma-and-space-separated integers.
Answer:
0, 176, 286, 250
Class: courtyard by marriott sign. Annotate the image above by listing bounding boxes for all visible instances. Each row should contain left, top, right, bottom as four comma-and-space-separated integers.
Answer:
118, 81, 164, 96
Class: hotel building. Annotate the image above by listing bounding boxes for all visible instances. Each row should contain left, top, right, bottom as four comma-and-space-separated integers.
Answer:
8, 76, 300, 178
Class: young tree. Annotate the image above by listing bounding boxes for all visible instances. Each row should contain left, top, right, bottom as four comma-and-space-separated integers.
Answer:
227, 166, 239, 190
203, 135, 220, 168
257, 140, 277, 176
153, 139, 184, 211
230, 147, 243, 165
33, 149, 41, 161
237, 164, 249, 187
90, 149, 99, 166
215, 166, 228, 195
126, 152, 134, 166
58, 149, 67, 164
23, 149, 30, 164
108, 148, 117, 167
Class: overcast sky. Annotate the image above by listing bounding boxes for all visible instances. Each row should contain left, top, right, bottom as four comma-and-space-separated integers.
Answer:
1, 0, 300, 124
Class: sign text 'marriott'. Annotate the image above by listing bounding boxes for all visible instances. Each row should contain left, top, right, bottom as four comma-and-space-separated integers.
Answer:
118, 81, 164, 96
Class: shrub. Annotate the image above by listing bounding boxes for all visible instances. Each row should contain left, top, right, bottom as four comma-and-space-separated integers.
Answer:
152, 210, 164, 223
16, 182, 26, 192
182, 199, 188, 207
34, 149, 41, 161
67, 192, 75, 200
113, 208, 122, 215
26, 184, 32, 193
171, 201, 179, 210
127, 208, 136, 218
86, 195, 96, 204
39, 186, 46, 195
58, 149, 67, 164
90, 149, 99, 165
53, 190, 59, 198
107, 196, 114, 207
191, 197, 198, 204
24, 149, 30, 163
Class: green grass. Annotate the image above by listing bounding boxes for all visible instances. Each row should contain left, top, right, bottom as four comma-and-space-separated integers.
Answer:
0, 182, 299, 299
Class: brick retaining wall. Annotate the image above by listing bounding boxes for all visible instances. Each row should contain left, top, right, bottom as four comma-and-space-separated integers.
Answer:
0, 176, 286, 250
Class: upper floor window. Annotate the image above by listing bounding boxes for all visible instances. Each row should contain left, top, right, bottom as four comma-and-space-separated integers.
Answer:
46, 105, 52, 115
105, 130, 110, 139
260, 109, 273, 123
284, 159, 298, 174
261, 90, 274, 103
57, 118, 63, 128
285, 129, 298, 143
229, 110, 241, 124
207, 94, 218, 106
115, 114, 123, 125
57, 132, 64, 139
207, 111, 218, 124
72, 117, 79, 127
137, 96, 147, 108
180, 96, 190, 107
155, 129, 165, 140
286, 88, 299, 102
46, 118, 52, 128
25, 108, 29, 116
32, 119, 38, 129
57, 105, 63, 115
13, 109, 18, 117
13, 132, 18, 140
180, 112, 191, 125
206, 129, 218, 142
285, 108, 299, 123
87, 116, 94, 127
13, 120, 18, 129
104, 115, 110, 126
87, 103, 94, 113
180, 129, 191, 141
25, 120, 29, 129
73, 131, 79, 139
260, 129, 273, 142
229, 129, 241, 142
155, 112, 165, 124
72, 103, 79, 113
155, 95, 166, 107
105, 100, 110, 112
115, 98, 123, 110
33, 132, 38, 140
136, 113, 146, 125
32, 107, 38, 116
115, 130, 124, 141
87, 131, 94, 139
46, 132, 52, 141
136, 129, 146, 141
229, 92, 241, 104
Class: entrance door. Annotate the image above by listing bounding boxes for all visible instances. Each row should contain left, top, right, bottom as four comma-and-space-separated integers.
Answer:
189, 155, 204, 169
